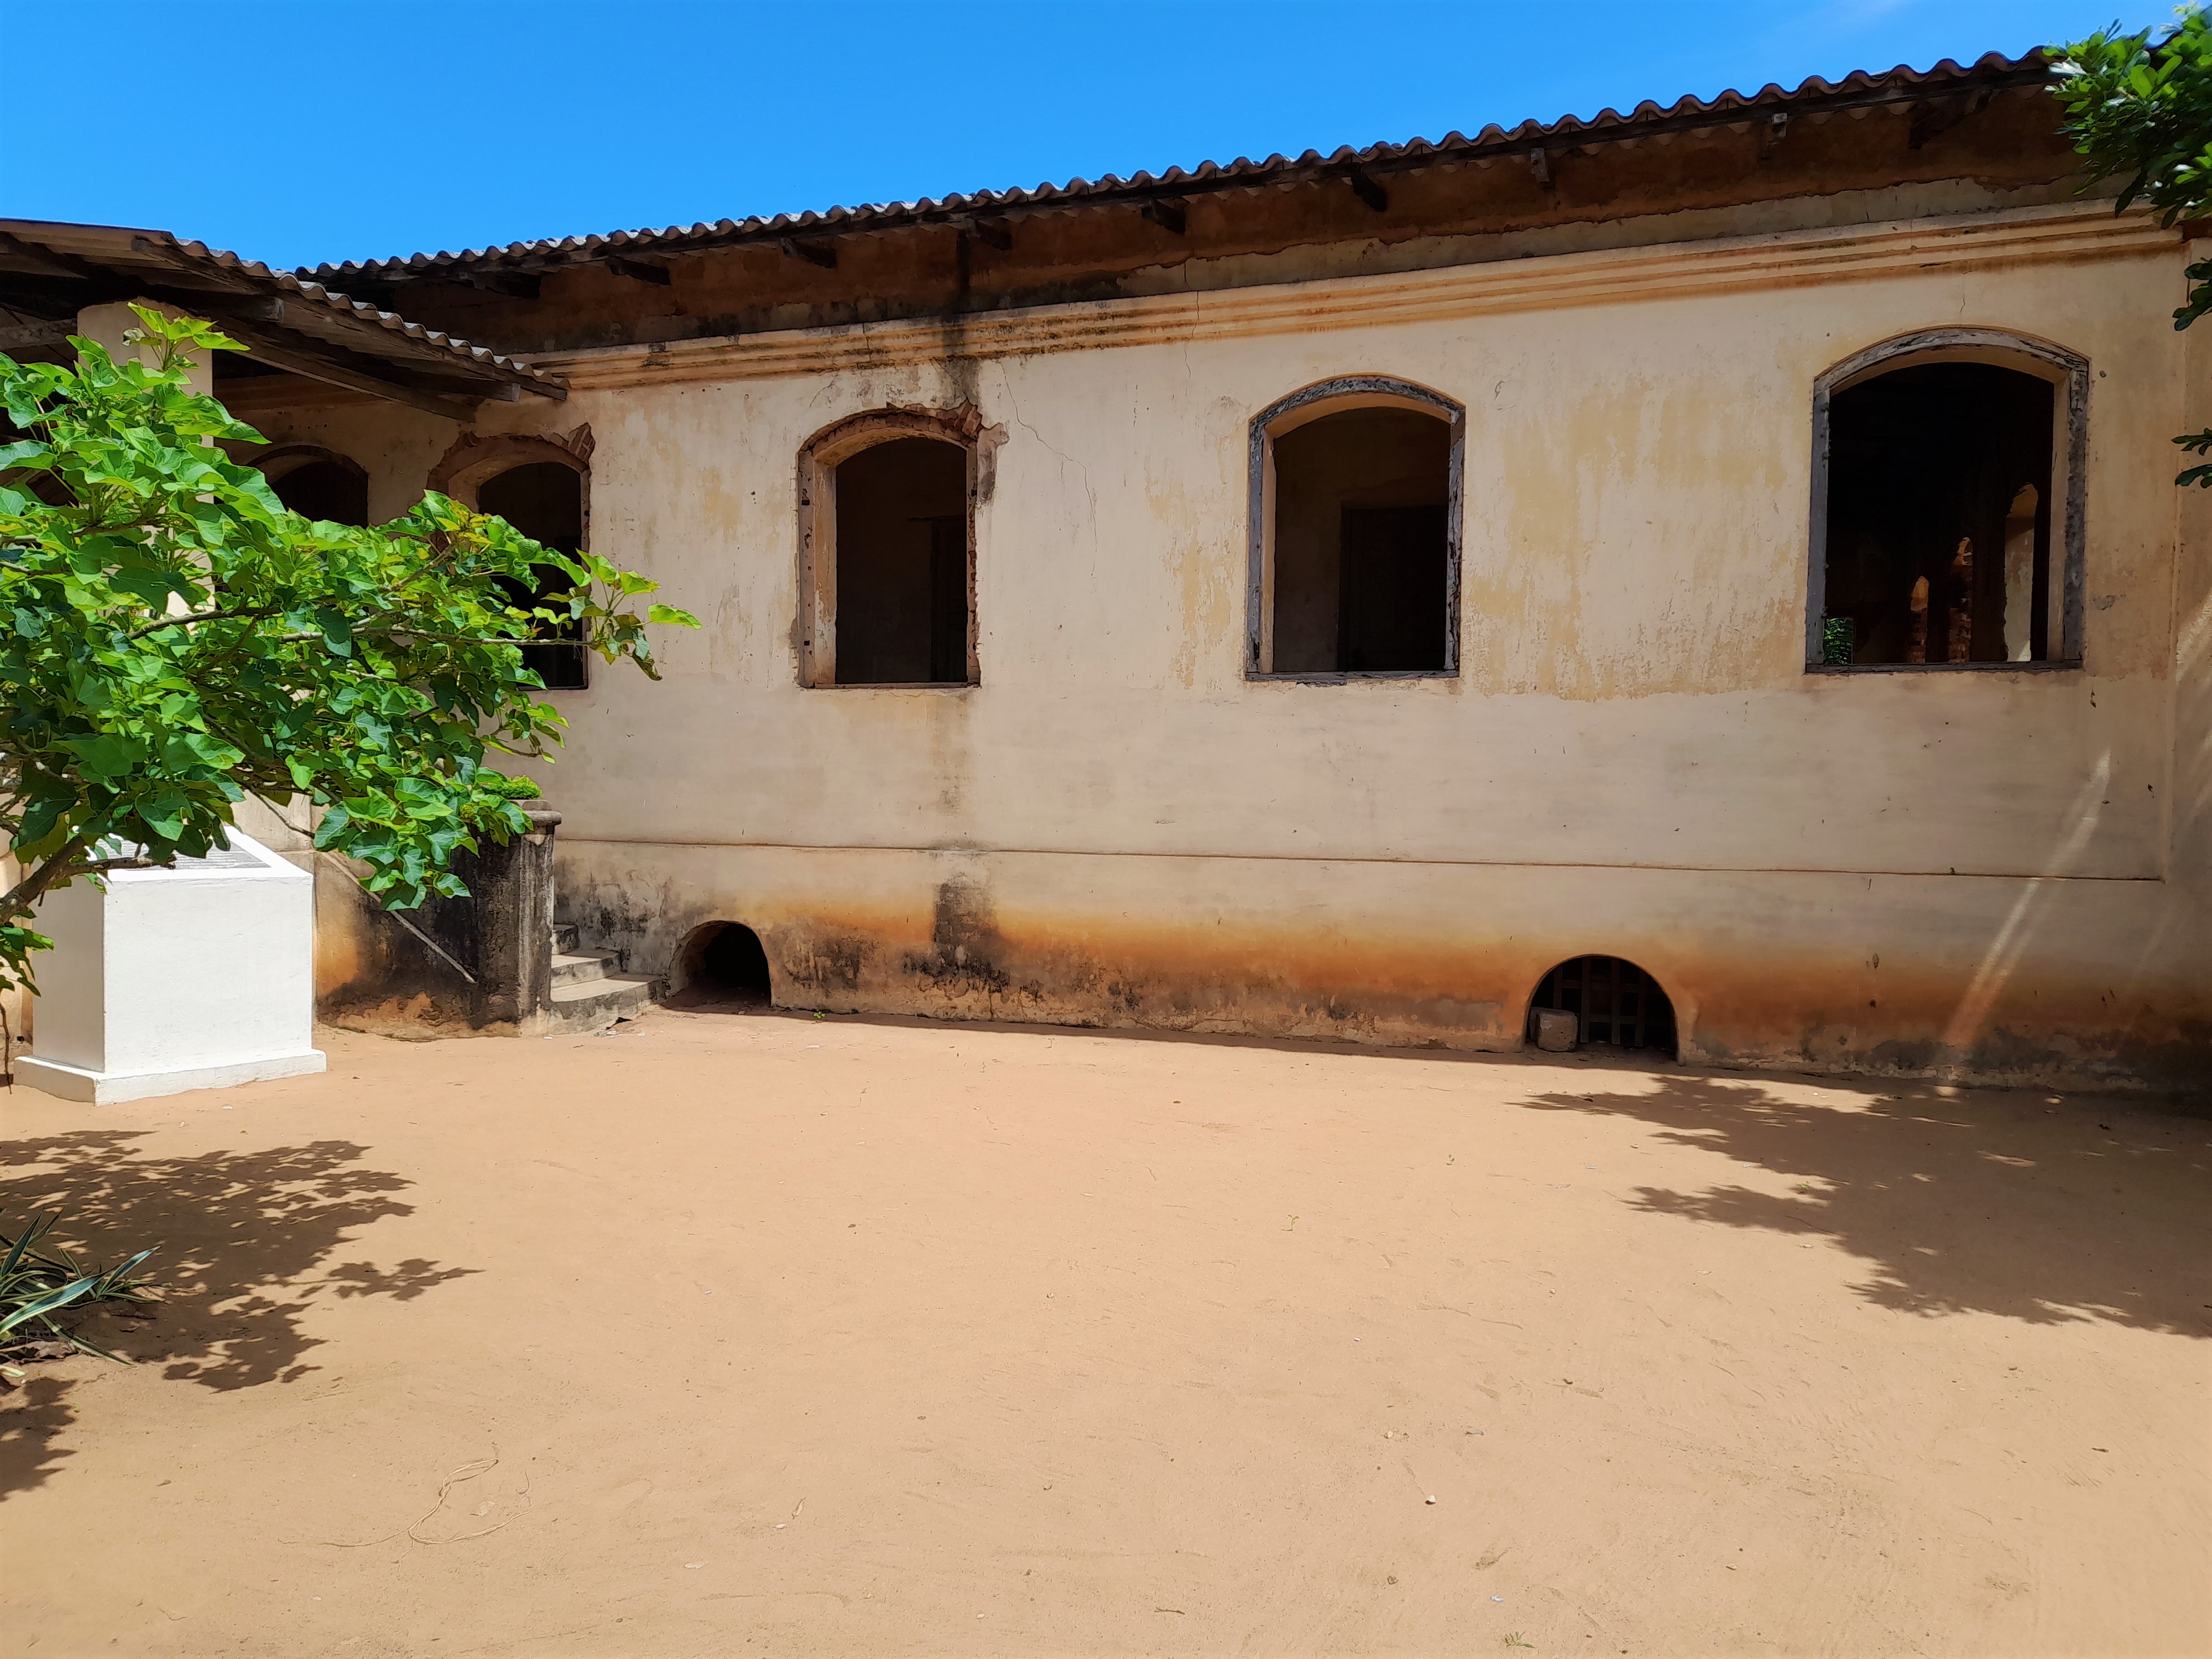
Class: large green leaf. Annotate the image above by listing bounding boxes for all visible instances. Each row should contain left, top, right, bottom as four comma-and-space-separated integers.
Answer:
1, 1274, 98, 1333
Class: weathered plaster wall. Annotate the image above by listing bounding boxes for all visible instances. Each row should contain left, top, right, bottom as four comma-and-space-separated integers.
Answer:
251, 204, 2211, 1089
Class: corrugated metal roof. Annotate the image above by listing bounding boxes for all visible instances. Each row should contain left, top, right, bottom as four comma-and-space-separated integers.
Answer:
306, 51, 2052, 285
0, 220, 561, 394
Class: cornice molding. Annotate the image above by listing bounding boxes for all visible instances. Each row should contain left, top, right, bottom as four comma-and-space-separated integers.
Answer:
526, 202, 2176, 392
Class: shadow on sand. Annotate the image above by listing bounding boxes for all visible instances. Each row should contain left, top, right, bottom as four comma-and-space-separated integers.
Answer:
1516, 1073, 2212, 1338
0, 1130, 473, 1499
675, 1004, 2212, 1339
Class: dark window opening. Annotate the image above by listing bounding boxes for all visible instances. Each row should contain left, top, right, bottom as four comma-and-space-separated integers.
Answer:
1527, 956, 1677, 1055
477, 461, 589, 691
833, 436, 971, 685
674, 921, 773, 1006
270, 458, 368, 526
211, 354, 284, 383
1271, 406, 1451, 675
1822, 362, 2056, 666
12, 469, 71, 509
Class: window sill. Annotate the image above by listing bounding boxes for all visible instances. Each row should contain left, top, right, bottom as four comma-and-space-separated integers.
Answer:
1804, 660, 2083, 676
1248, 669, 1457, 684
809, 680, 979, 691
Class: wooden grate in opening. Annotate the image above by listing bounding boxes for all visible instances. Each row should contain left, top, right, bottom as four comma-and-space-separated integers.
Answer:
1527, 956, 1676, 1053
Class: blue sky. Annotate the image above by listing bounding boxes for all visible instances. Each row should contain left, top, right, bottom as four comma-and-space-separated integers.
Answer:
4, 0, 2172, 272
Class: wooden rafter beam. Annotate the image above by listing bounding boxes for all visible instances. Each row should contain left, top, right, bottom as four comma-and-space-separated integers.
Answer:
606, 255, 672, 286
1141, 199, 1187, 235
1344, 169, 1389, 213
1907, 87, 1995, 151
0, 231, 113, 285
780, 237, 838, 270
189, 312, 526, 407
0, 316, 73, 352
199, 295, 284, 325
453, 269, 542, 300
184, 293, 564, 403
193, 316, 475, 421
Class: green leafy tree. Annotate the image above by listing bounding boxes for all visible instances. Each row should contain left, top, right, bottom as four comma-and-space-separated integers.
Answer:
0, 306, 697, 992
2055, 6, 2212, 484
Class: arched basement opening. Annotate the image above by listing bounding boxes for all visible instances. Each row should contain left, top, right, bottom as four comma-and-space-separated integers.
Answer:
673, 921, 773, 1006
1526, 956, 1677, 1057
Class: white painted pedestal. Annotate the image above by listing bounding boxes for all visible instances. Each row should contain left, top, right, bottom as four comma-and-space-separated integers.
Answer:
17, 832, 326, 1104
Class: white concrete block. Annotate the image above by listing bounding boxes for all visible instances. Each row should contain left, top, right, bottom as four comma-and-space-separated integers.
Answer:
15, 1050, 326, 1104
1533, 1008, 1579, 1052
17, 831, 325, 1104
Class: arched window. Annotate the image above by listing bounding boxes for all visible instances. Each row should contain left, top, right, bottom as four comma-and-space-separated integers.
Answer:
1248, 377, 1462, 680
430, 434, 593, 691
798, 409, 979, 688
261, 446, 369, 526
1809, 331, 2086, 670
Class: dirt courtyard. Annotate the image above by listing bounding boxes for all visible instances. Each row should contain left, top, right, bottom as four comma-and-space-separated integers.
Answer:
2, 1010, 2206, 1657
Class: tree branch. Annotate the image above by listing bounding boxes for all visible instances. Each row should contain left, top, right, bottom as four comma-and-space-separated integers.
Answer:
252, 792, 316, 838
123, 604, 279, 642
0, 831, 91, 924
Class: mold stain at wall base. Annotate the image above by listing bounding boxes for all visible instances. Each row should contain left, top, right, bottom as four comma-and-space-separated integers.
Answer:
879, 898, 1527, 1051
604, 901, 2196, 1092
779, 930, 875, 998
544, 846, 2208, 1092
900, 877, 1037, 1013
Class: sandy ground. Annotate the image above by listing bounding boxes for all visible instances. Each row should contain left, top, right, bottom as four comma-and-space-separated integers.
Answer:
1, 1010, 2207, 1659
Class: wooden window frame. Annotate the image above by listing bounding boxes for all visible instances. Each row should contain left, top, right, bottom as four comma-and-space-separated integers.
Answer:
1806, 327, 2090, 675
429, 432, 595, 692
1245, 375, 1465, 683
797, 408, 981, 690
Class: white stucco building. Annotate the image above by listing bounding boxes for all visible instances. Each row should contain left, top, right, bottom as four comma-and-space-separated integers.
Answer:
4, 50, 2204, 1091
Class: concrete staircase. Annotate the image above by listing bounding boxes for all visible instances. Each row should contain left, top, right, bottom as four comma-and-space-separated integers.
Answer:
547, 923, 654, 1034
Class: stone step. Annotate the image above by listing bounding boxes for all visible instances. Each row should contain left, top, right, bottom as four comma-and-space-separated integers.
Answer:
551, 923, 580, 954
546, 972, 654, 1035
552, 951, 614, 988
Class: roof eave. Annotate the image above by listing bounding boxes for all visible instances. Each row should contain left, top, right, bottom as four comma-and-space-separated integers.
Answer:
0, 220, 566, 416
307, 51, 2056, 286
